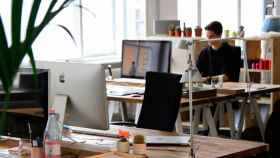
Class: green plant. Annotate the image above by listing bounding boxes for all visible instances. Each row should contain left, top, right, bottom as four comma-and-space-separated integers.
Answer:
133, 134, 145, 144
0, 0, 77, 130
0, 0, 77, 94
175, 26, 181, 32
168, 24, 175, 31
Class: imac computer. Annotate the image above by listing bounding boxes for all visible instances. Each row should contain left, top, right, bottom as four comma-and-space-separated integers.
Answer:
121, 40, 172, 78
0, 68, 48, 139
35, 61, 109, 132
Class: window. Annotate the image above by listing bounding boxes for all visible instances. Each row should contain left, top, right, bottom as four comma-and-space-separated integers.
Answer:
178, 0, 264, 37
1, 0, 146, 61
78, 0, 146, 58
33, 1, 81, 61
241, 0, 263, 36
201, 0, 238, 31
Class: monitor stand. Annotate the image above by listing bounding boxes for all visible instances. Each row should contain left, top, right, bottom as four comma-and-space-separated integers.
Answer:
53, 95, 86, 144
53, 94, 68, 124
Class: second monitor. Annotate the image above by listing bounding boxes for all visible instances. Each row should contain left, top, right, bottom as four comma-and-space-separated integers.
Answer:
121, 40, 172, 78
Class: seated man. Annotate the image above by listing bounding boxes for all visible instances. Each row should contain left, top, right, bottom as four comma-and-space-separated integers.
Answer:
196, 21, 241, 82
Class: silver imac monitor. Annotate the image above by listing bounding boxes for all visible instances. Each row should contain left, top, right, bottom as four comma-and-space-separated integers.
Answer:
35, 61, 109, 130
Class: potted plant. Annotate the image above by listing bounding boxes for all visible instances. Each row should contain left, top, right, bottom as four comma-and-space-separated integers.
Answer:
0, 0, 77, 130
175, 25, 182, 37
194, 25, 202, 37
185, 27, 192, 37
117, 130, 130, 153
168, 24, 175, 36
133, 134, 146, 155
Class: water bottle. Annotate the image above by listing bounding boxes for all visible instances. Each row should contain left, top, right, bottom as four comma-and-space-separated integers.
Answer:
44, 108, 62, 158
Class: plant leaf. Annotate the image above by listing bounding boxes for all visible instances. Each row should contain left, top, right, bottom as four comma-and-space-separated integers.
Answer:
57, 24, 77, 46
62, 0, 76, 9
0, 16, 10, 92
11, 0, 24, 83
74, 4, 96, 19
0, 90, 10, 133
46, 0, 59, 15
27, 48, 38, 88
11, 0, 23, 47
25, 0, 42, 47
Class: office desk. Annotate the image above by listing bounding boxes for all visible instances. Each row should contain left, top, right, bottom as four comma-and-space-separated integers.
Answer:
218, 82, 280, 140
0, 87, 39, 101
107, 80, 239, 136
219, 82, 280, 96
107, 81, 280, 103
0, 125, 268, 158
62, 125, 268, 158
107, 80, 280, 138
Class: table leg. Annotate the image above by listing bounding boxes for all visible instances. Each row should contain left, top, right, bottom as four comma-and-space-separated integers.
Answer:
175, 112, 183, 134
219, 103, 225, 127
237, 98, 247, 138
214, 104, 220, 125
193, 107, 202, 134
120, 102, 128, 122
108, 101, 116, 122
250, 97, 265, 140
225, 102, 236, 138
203, 106, 218, 137
134, 103, 142, 124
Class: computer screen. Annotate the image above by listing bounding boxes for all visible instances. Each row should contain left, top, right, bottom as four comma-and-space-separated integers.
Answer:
0, 68, 48, 139
121, 40, 172, 78
35, 61, 109, 131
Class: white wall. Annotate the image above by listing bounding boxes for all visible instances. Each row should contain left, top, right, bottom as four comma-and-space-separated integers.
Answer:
158, 0, 177, 19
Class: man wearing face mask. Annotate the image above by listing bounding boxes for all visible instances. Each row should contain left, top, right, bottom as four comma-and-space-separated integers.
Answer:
196, 21, 241, 82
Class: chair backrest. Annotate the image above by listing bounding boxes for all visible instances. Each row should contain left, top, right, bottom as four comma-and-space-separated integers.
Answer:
265, 100, 280, 157
136, 71, 182, 131
228, 46, 241, 82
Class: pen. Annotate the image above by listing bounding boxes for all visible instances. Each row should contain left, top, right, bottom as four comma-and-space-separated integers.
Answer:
28, 122, 32, 145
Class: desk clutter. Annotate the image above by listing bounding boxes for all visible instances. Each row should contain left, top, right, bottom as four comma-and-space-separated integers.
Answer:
0, 124, 269, 158
182, 84, 217, 99
107, 85, 145, 96
87, 152, 147, 158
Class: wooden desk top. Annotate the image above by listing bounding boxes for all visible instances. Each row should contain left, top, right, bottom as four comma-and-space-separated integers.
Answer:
107, 81, 280, 106
107, 88, 236, 107
0, 107, 44, 117
62, 125, 268, 158
219, 82, 280, 96
0, 125, 267, 158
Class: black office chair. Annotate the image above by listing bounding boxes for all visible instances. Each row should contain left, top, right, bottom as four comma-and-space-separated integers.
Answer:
265, 100, 280, 157
136, 71, 183, 131
111, 71, 183, 132
227, 46, 241, 82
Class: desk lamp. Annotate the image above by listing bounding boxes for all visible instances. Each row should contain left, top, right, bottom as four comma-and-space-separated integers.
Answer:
241, 40, 251, 95
177, 39, 202, 158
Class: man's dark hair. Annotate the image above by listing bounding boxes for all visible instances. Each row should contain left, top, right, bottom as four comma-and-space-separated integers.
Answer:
205, 21, 223, 36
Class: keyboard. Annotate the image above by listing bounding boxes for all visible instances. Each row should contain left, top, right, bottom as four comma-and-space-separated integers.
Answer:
0, 153, 11, 158
0, 149, 11, 158
67, 126, 120, 138
107, 85, 145, 96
